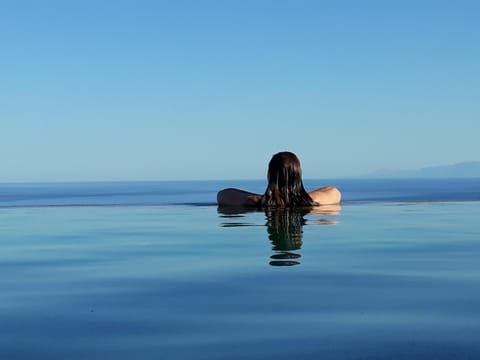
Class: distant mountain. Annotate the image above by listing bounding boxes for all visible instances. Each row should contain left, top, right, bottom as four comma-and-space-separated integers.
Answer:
363, 161, 480, 178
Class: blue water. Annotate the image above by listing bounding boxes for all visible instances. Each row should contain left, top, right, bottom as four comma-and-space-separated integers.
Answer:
1, 178, 479, 207
1, 179, 480, 359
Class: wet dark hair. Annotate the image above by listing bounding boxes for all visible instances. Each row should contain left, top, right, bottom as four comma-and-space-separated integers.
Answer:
260, 152, 316, 207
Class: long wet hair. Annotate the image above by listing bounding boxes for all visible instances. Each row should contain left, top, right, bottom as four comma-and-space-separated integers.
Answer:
260, 152, 316, 207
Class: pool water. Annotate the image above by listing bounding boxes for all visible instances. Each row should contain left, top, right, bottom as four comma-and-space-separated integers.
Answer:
1, 180, 480, 359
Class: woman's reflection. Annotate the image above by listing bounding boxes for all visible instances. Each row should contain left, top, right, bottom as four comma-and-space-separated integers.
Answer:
266, 208, 306, 266
218, 205, 340, 266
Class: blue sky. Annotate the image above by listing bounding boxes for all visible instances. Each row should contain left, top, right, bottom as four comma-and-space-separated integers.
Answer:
1, 0, 479, 181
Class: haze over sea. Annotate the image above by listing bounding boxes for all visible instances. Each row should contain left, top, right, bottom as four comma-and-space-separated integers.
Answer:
1, 178, 480, 359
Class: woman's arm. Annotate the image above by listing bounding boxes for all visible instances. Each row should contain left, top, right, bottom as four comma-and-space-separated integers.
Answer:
217, 188, 262, 207
308, 186, 342, 205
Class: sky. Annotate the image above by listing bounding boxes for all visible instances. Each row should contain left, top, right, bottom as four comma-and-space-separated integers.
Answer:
1, 0, 479, 182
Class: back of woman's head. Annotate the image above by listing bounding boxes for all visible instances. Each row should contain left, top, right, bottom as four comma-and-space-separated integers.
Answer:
261, 152, 315, 207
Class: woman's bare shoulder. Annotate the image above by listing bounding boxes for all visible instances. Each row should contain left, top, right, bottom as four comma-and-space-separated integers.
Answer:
308, 186, 342, 205
217, 188, 262, 207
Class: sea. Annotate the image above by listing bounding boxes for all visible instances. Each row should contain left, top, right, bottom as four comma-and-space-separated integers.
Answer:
1, 178, 480, 359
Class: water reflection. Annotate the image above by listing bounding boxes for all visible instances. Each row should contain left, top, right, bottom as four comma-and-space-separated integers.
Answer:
218, 205, 340, 266
265, 208, 306, 266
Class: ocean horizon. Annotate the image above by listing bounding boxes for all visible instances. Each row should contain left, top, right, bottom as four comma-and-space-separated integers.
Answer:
1, 178, 479, 208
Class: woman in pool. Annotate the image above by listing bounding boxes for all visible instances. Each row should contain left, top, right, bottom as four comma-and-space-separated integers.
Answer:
217, 151, 341, 207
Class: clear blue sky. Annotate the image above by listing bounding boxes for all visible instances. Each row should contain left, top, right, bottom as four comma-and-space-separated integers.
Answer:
1, 0, 479, 182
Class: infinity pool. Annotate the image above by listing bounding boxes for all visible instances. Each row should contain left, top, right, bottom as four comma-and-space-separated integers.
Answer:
1, 199, 480, 359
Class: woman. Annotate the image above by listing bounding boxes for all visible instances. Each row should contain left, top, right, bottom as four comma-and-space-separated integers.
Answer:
217, 151, 341, 207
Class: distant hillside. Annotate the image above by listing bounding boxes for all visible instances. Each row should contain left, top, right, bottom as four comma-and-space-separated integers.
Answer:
364, 161, 480, 178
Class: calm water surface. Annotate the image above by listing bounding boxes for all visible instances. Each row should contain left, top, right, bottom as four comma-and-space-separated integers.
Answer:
1, 179, 480, 359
